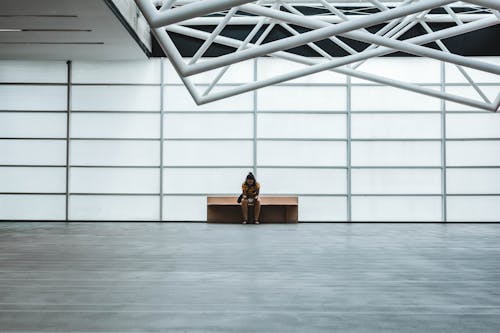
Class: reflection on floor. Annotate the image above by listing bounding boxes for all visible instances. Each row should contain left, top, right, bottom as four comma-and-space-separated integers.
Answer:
0, 222, 499, 332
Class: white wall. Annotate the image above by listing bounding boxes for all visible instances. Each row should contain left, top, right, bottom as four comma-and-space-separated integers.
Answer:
0, 57, 499, 221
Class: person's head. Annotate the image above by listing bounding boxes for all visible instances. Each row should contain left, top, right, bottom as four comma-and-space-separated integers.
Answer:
245, 172, 256, 185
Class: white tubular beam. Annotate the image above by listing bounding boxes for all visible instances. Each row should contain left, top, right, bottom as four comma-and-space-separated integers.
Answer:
177, 14, 497, 25
167, 16, 498, 111
135, 0, 255, 27
464, 0, 500, 11
180, 0, 455, 76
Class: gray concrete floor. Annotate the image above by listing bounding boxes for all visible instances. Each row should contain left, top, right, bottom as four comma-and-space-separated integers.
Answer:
0, 222, 499, 332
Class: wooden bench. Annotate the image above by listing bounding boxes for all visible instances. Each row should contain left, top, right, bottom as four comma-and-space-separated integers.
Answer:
207, 196, 298, 223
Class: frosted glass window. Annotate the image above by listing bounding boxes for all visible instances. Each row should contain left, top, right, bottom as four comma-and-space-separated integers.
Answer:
447, 169, 500, 194
351, 114, 441, 139
72, 60, 161, 84
444, 86, 499, 111
257, 168, 346, 194
0, 85, 66, 111
0, 61, 67, 83
165, 58, 253, 84
445, 57, 500, 83
257, 58, 346, 84
164, 141, 253, 166
164, 86, 253, 111
69, 195, 159, 220
351, 86, 440, 111
352, 196, 442, 221
71, 114, 160, 138
446, 114, 500, 139
447, 141, 500, 166
351, 141, 441, 166
0, 113, 67, 138
351, 58, 440, 84
71, 141, 160, 166
0, 195, 65, 220
257, 141, 346, 166
0, 167, 65, 193
447, 196, 500, 222
0, 140, 66, 165
164, 114, 253, 138
163, 196, 207, 221
299, 196, 347, 222
352, 169, 441, 194
258, 86, 346, 111
72, 86, 160, 111
71, 168, 160, 194
164, 168, 248, 194
257, 114, 346, 138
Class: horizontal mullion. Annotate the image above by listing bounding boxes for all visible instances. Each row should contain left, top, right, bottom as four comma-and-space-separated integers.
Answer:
257, 110, 347, 113
350, 110, 441, 113
0, 165, 66, 168
351, 138, 442, 142
72, 83, 161, 86
446, 138, 500, 141
162, 193, 347, 197
0, 82, 66, 86
446, 165, 500, 169
447, 193, 500, 196
70, 138, 160, 141
71, 110, 161, 114
256, 165, 347, 169
0, 110, 67, 113
0, 137, 66, 140
351, 193, 442, 197
0, 192, 65, 195
69, 193, 159, 196
70, 165, 160, 168
163, 165, 252, 168
163, 110, 254, 114
163, 138, 252, 141
257, 138, 346, 141
351, 166, 442, 169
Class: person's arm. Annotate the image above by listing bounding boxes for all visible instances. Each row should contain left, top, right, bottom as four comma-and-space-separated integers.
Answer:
254, 183, 260, 199
242, 184, 247, 199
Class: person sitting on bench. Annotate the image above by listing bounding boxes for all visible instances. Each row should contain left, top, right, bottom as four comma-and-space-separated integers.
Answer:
239, 172, 261, 224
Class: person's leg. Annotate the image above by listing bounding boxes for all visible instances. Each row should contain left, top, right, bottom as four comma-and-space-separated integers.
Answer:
254, 198, 261, 224
241, 198, 248, 223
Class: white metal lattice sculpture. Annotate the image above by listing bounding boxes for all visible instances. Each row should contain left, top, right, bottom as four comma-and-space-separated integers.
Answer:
135, 0, 500, 111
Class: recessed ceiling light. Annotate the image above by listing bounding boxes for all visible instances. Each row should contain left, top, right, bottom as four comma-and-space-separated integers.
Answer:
0, 29, 22, 32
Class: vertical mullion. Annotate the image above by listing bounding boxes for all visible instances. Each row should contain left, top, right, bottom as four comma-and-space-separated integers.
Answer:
65, 60, 72, 222
347, 76, 352, 222
160, 58, 165, 221
440, 61, 447, 222
253, 58, 258, 176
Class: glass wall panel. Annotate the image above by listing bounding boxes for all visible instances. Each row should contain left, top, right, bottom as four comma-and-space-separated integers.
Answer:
447, 169, 500, 194
351, 141, 441, 166
0, 195, 65, 220
256, 168, 346, 194
351, 86, 440, 111
0, 167, 66, 193
351, 114, 441, 139
71, 141, 160, 166
164, 168, 249, 194
447, 141, 500, 166
164, 141, 253, 166
0, 85, 66, 111
257, 141, 346, 166
72, 86, 160, 111
0, 140, 66, 165
70, 168, 160, 194
0, 113, 67, 138
352, 196, 442, 221
258, 86, 346, 111
163, 196, 207, 221
257, 114, 346, 139
298, 196, 347, 222
447, 196, 500, 222
352, 169, 441, 194
446, 114, 500, 139
0, 60, 67, 83
72, 60, 161, 84
164, 114, 253, 138
69, 195, 159, 220
71, 113, 160, 138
